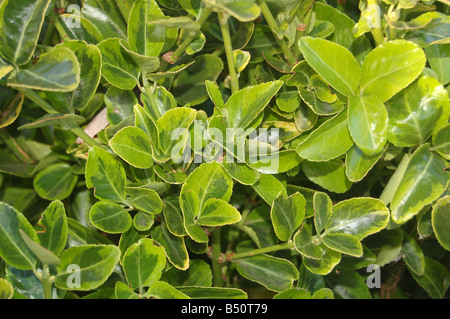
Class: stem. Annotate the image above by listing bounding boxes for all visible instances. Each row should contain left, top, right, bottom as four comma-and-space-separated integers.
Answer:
293, 7, 313, 58
368, 0, 385, 46
379, 153, 411, 205
211, 228, 224, 287
218, 12, 239, 94
229, 242, 294, 261
48, 11, 71, 42
41, 264, 53, 300
18, 88, 102, 148
258, 0, 297, 66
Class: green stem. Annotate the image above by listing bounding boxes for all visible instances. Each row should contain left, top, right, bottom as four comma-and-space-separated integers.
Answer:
41, 264, 53, 300
379, 153, 411, 205
258, 0, 297, 66
211, 228, 224, 287
293, 7, 313, 58
368, 0, 385, 46
48, 11, 71, 42
18, 88, 102, 148
218, 12, 239, 94
229, 242, 294, 261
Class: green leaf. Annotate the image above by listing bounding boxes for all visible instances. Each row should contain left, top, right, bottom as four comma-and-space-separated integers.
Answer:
348, 95, 388, 155
204, 0, 260, 22
224, 81, 283, 129
56, 41, 102, 110
322, 232, 363, 257
85, 147, 127, 202
299, 37, 360, 97
56, 14, 103, 44
83, 0, 127, 39
404, 12, 450, 48
152, 224, 188, 270
387, 75, 449, 147
55, 245, 120, 291
359, 40, 426, 102
18, 113, 85, 131
205, 80, 225, 109
176, 287, 247, 299
109, 127, 154, 169
296, 111, 353, 162
234, 255, 299, 292
115, 281, 139, 299
391, 144, 450, 224
156, 107, 197, 157
432, 123, 450, 160
302, 245, 341, 275
314, 192, 333, 235
89, 201, 132, 234
410, 257, 449, 299
161, 259, 212, 287
274, 288, 312, 299
221, 162, 260, 185
293, 222, 323, 260
36, 200, 68, 256
33, 163, 78, 201
0, 0, 51, 65
252, 174, 287, 205
0, 91, 23, 128
345, 144, 384, 182
301, 159, 353, 194
122, 238, 166, 291
97, 38, 140, 90
0, 278, 13, 299
119, 40, 160, 74
127, 187, 163, 215
431, 196, 450, 251
8, 48, 80, 92
271, 192, 305, 242
133, 212, 154, 231
325, 197, 390, 240
19, 230, 60, 265
162, 196, 186, 237
324, 270, 371, 299
402, 233, 425, 276
145, 281, 190, 299
425, 43, 450, 85
105, 87, 137, 125
172, 54, 223, 106
196, 198, 241, 226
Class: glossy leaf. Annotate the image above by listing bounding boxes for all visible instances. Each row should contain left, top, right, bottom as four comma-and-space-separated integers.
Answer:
85, 147, 127, 202
152, 224, 188, 270
410, 257, 449, 299
391, 144, 450, 224
431, 196, 450, 251
359, 40, 426, 102
145, 281, 190, 299
402, 233, 425, 276
89, 201, 132, 234
314, 192, 333, 235
252, 174, 287, 205
299, 37, 360, 97
8, 48, 80, 92
425, 43, 450, 85
19, 230, 60, 265
345, 144, 384, 182
0, 278, 13, 299
234, 255, 299, 292
432, 124, 450, 160
348, 95, 388, 155
296, 111, 353, 162
176, 287, 247, 299
36, 200, 68, 256
322, 232, 363, 257
110, 127, 154, 169
301, 159, 353, 194
204, 0, 260, 22
55, 245, 120, 290
0, 0, 51, 65
271, 192, 306, 241
83, 0, 127, 39
121, 238, 166, 291
33, 163, 78, 201
127, 187, 163, 215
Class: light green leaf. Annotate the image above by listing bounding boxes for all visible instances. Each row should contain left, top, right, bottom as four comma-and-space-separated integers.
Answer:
89, 201, 132, 234
205, 80, 224, 109
83, 0, 127, 39
432, 123, 450, 160
33, 163, 78, 201
122, 238, 166, 291
145, 281, 190, 299
234, 255, 299, 292
56, 14, 103, 44
105, 87, 137, 125
162, 196, 186, 237
115, 281, 139, 299
391, 144, 450, 224
431, 196, 450, 251
85, 147, 127, 203
176, 287, 247, 299
325, 197, 390, 240
293, 222, 323, 260
252, 174, 287, 205
97, 38, 140, 90
302, 159, 353, 194
196, 198, 241, 226
425, 43, 450, 85
299, 37, 360, 97
348, 95, 388, 155
8, 48, 80, 92
359, 40, 426, 102
36, 200, 68, 256
322, 232, 363, 257
296, 111, 353, 162
0, 278, 13, 299
302, 245, 341, 275
314, 192, 333, 235
19, 230, 60, 265
221, 161, 260, 185
387, 75, 449, 147
204, 0, 260, 22
0, 0, 51, 65
271, 192, 306, 241
110, 127, 154, 169
127, 187, 163, 215
152, 224, 188, 270
18, 113, 85, 131
55, 245, 120, 291
345, 144, 384, 182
